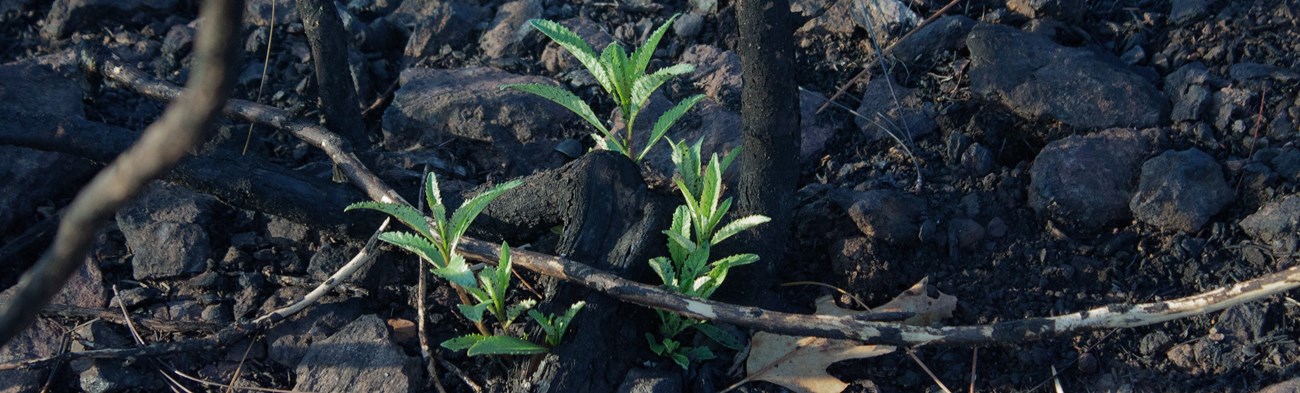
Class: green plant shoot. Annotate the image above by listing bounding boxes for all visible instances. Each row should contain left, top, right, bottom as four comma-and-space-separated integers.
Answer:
502, 14, 705, 163
646, 138, 770, 368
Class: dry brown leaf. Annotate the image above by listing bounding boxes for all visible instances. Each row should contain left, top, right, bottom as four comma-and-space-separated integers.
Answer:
741, 278, 957, 393
872, 277, 957, 326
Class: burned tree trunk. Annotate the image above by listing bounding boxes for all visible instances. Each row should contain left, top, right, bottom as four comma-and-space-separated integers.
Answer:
732, 0, 800, 301
296, 0, 368, 147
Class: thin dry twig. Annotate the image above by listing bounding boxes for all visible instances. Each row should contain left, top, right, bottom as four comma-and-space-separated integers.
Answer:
906, 348, 952, 393
0, 0, 243, 347
437, 355, 483, 393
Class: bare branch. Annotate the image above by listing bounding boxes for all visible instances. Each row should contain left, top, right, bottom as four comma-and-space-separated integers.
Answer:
0, 0, 244, 346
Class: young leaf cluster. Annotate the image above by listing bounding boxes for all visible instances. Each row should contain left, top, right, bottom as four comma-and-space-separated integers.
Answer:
346, 173, 583, 357
502, 14, 704, 162
646, 139, 770, 369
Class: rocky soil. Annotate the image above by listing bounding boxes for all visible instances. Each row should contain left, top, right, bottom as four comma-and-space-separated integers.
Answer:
3, 0, 1300, 392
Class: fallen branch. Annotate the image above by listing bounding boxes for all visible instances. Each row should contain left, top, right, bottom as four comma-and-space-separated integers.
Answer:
85, 37, 1300, 347
0, 0, 244, 347
35, 304, 219, 334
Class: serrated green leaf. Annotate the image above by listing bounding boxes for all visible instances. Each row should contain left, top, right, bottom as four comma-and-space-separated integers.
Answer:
719, 144, 742, 174
631, 63, 694, 111
441, 334, 488, 351
466, 335, 548, 356
449, 179, 524, 247
529, 309, 557, 338
649, 256, 675, 287
631, 13, 680, 78
529, 19, 613, 94
663, 230, 697, 256
600, 43, 632, 108
686, 345, 715, 361
692, 323, 743, 350
377, 231, 445, 267
712, 215, 771, 244
496, 243, 513, 296
670, 353, 690, 369
424, 172, 448, 232
700, 152, 723, 220
433, 253, 477, 288
710, 253, 761, 270
705, 197, 733, 238
502, 83, 610, 137
507, 299, 536, 325
666, 207, 691, 264
672, 177, 701, 219
639, 93, 705, 162
346, 201, 432, 239
457, 302, 489, 323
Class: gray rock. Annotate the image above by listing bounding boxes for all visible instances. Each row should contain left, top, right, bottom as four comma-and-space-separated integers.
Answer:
967, 24, 1167, 129
681, 44, 742, 110
245, 0, 297, 27
834, 189, 926, 245
1172, 84, 1212, 122
1269, 147, 1300, 182
266, 214, 311, 246
400, 1, 486, 64
1129, 149, 1233, 233
674, 12, 704, 38
949, 218, 985, 248
0, 319, 62, 393
70, 321, 155, 393
383, 67, 575, 148
1029, 128, 1153, 234
961, 143, 996, 176
855, 75, 936, 142
1239, 194, 1300, 243
42, 0, 181, 39
617, 368, 683, 393
266, 297, 365, 366
1170, 0, 1212, 25
889, 15, 976, 71
539, 17, 616, 75
292, 315, 420, 393
52, 256, 108, 308
1007, 0, 1084, 21
1212, 86, 1253, 132
116, 182, 218, 280
795, 0, 917, 41
799, 88, 836, 162
1229, 62, 1299, 82
1259, 378, 1300, 393
478, 0, 541, 59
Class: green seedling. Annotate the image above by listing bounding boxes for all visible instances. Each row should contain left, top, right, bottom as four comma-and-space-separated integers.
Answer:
503, 14, 704, 163
646, 138, 770, 368
529, 301, 587, 347
347, 173, 584, 357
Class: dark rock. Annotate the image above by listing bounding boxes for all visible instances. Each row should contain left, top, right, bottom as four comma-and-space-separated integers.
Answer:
42, 0, 180, 40
1120, 45, 1146, 65
832, 237, 923, 303
539, 17, 615, 75
1138, 331, 1171, 356
1212, 86, 1253, 132
1229, 62, 1299, 82
986, 217, 1008, 237
855, 75, 936, 142
1029, 128, 1152, 235
833, 189, 926, 245
153, 23, 196, 73
265, 297, 365, 366
674, 12, 704, 38
949, 218, 985, 248
51, 256, 108, 308
798, 88, 837, 162
110, 287, 159, 309
292, 315, 420, 393
382, 67, 572, 144
961, 143, 996, 176
1269, 147, 1300, 182
1129, 148, 1233, 233
70, 321, 155, 393
1007, 0, 1084, 21
617, 368, 683, 393
1239, 194, 1300, 244
889, 15, 976, 71
478, 0, 541, 59
639, 100, 742, 182
0, 63, 97, 233
0, 318, 62, 392
681, 44, 742, 110
400, 0, 486, 64
1170, 0, 1211, 25
967, 24, 1167, 129
116, 182, 218, 280
1171, 84, 1212, 123
266, 214, 311, 246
